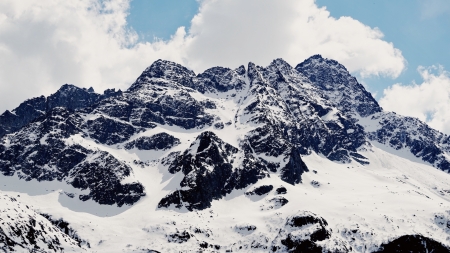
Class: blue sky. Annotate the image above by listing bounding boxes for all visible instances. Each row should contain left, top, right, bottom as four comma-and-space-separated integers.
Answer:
127, 0, 450, 98
127, 0, 198, 41
317, 0, 450, 97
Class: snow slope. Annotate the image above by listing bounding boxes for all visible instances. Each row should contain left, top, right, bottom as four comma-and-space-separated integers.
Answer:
1, 138, 449, 252
0, 55, 449, 252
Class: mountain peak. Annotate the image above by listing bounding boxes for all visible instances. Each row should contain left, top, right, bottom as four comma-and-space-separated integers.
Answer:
195, 131, 226, 153
194, 66, 242, 93
130, 59, 196, 91
310, 54, 324, 59
296, 55, 349, 78
58, 83, 78, 91
1, 54, 450, 252
296, 55, 381, 117
270, 58, 291, 67
247, 62, 267, 86
47, 83, 101, 112
55, 83, 94, 94
144, 59, 194, 74
306, 54, 340, 63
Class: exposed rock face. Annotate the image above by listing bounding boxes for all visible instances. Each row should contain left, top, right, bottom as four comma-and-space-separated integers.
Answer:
239, 59, 369, 164
367, 112, 450, 171
297, 55, 450, 171
46, 84, 102, 112
267, 196, 289, 208
167, 231, 191, 243
245, 185, 273, 196
0, 96, 46, 138
194, 66, 247, 93
69, 150, 145, 206
0, 194, 85, 252
0, 84, 104, 139
271, 211, 337, 253
1, 55, 449, 211
0, 107, 145, 206
158, 131, 239, 211
111, 60, 216, 130
124, 133, 180, 150
85, 115, 143, 145
40, 213, 88, 248
1, 55, 450, 252
130, 59, 196, 91
295, 54, 382, 117
280, 148, 309, 185
276, 186, 287, 195
158, 130, 309, 211
374, 234, 450, 253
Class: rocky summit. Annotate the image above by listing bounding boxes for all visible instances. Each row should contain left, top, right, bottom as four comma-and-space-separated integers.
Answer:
0, 55, 449, 252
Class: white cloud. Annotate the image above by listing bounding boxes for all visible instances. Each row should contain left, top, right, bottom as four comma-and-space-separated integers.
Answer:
0, 0, 406, 112
0, 0, 186, 111
380, 66, 450, 133
184, 0, 406, 78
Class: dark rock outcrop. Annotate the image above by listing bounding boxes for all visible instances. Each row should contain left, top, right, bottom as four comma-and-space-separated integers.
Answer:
368, 112, 450, 171
0, 195, 84, 252
0, 108, 145, 206
280, 148, 309, 185
85, 115, 143, 145
245, 185, 273, 196
158, 131, 239, 211
242, 59, 369, 164
268, 196, 289, 207
47, 84, 101, 112
158, 131, 295, 211
129, 59, 196, 91
124, 133, 180, 150
0, 84, 102, 139
0, 96, 46, 138
167, 231, 191, 244
2, 55, 450, 221
374, 235, 450, 253
296, 54, 381, 117
276, 186, 287, 195
272, 211, 335, 253
194, 66, 247, 93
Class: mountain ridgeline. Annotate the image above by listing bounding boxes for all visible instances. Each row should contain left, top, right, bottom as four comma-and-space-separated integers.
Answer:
0, 55, 449, 208
1, 55, 450, 252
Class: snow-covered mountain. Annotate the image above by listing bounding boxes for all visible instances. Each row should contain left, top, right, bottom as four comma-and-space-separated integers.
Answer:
0, 55, 450, 252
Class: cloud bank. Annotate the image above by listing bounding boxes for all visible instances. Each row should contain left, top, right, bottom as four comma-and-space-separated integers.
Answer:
0, 0, 406, 112
380, 66, 450, 133
184, 0, 405, 78
0, 0, 187, 111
